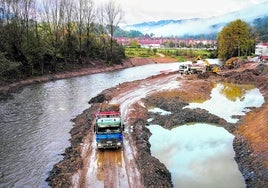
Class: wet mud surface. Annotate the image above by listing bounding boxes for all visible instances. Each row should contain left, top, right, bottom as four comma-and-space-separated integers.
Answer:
46, 61, 268, 187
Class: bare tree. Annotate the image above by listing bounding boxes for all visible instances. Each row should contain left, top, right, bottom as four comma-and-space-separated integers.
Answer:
41, 0, 66, 71
96, 0, 123, 63
105, 0, 123, 63
42, 0, 64, 48
95, 4, 108, 62
20, 0, 35, 40
105, 0, 123, 38
75, 0, 94, 62
61, 0, 77, 58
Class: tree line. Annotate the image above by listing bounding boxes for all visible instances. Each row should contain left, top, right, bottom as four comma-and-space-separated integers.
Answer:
0, 0, 125, 84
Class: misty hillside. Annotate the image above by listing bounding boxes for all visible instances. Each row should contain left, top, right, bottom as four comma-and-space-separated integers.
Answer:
122, 2, 268, 38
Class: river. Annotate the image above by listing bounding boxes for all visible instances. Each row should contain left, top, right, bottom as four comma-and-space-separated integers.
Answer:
0, 62, 182, 187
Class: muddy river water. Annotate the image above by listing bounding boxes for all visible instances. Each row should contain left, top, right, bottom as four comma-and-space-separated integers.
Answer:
0, 60, 264, 187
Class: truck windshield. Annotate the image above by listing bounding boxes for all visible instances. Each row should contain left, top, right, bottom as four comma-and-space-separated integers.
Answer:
179, 65, 188, 69
97, 126, 121, 133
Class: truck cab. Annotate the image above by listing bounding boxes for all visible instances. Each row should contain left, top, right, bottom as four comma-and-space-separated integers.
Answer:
179, 64, 191, 74
94, 105, 124, 149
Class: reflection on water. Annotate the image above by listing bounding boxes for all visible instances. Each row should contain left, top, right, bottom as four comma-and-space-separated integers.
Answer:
218, 83, 254, 102
148, 124, 246, 188
206, 58, 223, 65
184, 83, 265, 123
148, 107, 172, 115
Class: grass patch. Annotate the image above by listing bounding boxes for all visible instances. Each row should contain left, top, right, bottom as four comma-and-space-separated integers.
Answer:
125, 47, 217, 60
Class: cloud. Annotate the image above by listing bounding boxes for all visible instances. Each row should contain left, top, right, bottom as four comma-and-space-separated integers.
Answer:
122, 1, 268, 37
110, 0, 268, 24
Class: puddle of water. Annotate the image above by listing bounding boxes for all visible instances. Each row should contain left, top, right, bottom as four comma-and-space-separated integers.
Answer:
184, 83, 265, 123
148, 107, 172, 115
148, 123, 246, 188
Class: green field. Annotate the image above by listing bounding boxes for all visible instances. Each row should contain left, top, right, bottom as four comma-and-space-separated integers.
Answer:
124, 47, 217, 61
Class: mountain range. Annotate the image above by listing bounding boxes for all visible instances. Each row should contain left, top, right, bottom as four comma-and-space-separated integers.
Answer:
122, 2, 268, 37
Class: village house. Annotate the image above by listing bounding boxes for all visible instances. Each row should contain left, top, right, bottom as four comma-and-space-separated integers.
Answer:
115, 36, 216, 49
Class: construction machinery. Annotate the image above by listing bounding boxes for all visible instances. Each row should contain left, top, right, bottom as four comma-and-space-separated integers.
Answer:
179, 56, 220, 74
202, 59, 220, 73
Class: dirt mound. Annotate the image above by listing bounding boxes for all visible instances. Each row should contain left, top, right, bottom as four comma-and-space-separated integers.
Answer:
234, 135, 268, 187
88, 94, 108, 104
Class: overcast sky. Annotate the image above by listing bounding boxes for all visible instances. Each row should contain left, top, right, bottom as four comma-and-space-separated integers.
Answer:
95, 0, 268, 25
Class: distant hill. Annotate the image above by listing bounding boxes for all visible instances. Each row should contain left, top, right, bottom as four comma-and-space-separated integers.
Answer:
122, 2, 268, 39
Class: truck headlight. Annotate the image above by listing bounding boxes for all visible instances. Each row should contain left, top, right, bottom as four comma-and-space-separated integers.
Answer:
117, 142, 122, 146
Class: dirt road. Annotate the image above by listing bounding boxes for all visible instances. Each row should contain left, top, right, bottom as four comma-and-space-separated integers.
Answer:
73, 74, 180, 187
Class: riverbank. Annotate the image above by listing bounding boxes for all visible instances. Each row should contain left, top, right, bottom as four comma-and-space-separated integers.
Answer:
47, 60, 268, 187
0, 56, 177, 96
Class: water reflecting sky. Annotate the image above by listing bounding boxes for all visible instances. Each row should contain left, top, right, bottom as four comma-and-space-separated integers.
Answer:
148, 123, 246, 188
185, 83, 265, 123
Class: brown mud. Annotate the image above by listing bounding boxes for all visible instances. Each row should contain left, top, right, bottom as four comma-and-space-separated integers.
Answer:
9, 57, 266, 187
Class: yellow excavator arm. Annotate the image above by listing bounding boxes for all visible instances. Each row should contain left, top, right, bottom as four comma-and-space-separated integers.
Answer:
193, 56, 220, 73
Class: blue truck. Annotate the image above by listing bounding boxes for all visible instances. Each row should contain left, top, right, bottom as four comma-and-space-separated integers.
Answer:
94, 104, 124, 149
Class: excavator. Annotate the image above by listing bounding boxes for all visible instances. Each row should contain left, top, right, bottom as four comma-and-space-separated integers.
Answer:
193, 56, 220, 73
